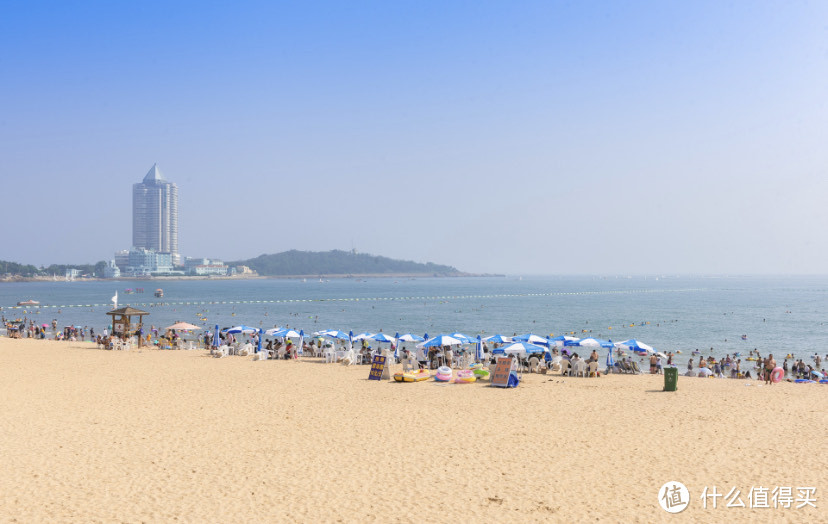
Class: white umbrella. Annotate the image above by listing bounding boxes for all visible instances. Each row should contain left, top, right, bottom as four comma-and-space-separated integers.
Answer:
352, 332, 375, 341
397, 333, 425, 342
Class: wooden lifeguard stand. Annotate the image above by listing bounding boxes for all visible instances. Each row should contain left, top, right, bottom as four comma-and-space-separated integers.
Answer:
106, 306, 149, 347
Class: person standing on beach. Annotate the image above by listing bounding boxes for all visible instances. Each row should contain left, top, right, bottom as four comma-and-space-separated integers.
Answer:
764, 354, 776, 384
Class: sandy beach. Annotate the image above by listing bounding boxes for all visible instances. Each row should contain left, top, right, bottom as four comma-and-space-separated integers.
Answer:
0, 337, 824, 523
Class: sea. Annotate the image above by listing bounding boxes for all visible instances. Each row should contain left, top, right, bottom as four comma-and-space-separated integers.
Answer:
2, 275, 827, 368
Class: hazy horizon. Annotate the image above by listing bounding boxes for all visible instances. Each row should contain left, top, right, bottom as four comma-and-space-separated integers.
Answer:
2, 2, 826, 275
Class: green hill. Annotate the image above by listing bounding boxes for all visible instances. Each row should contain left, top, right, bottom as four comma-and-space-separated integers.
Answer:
231, 250, 463, 277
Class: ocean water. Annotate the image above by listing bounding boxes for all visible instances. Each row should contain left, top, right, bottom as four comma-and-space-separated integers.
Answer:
2, 275, 827, 367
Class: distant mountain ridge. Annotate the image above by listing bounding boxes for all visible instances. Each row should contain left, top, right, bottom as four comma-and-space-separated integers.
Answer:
231, 250, 464, 277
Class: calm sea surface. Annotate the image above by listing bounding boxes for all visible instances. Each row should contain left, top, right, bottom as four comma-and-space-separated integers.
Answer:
2, 276, 827, 367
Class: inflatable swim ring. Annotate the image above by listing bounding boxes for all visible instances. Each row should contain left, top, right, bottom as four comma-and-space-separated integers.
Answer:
472, 368, 490, 379
820, 380, 828, 384
455, 370, 476, 383
393, 369, 431, 382
770, 367, 783, 384
434, 373, 452, 382
795, 379, 814, 384
746, 357, 757, 361
437, 366, 452, 375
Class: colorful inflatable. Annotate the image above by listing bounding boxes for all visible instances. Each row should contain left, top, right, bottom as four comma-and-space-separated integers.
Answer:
454, 370, 476, 383
770, 367, 784, 383
434, 366, 453, 382
393, 369, 430, 382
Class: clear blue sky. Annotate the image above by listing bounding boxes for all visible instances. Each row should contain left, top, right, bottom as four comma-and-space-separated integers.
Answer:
2, 1, 827, 274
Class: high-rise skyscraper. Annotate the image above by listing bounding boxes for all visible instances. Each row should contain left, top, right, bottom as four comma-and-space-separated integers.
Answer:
132, 164, 179, 264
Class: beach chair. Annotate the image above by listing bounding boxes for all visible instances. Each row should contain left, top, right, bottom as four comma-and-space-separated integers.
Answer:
629, 361, 641, 374
573, 360, 587, 377
324, 348, 336, 363
588, 361, 599, 377
559, 359, 571, 376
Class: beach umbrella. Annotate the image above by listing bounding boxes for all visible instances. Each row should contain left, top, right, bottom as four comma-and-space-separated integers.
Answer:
348, 330, 354, 352
264, 327, 283, 336
397, 333, 425, 342
317, 329, 350, 340
352, 332, 376, 341
393, 332, 401, 360
606, 344, 615, 368
493, 341, 549, 356
165, 322, 201, 331
615, 339, 655, 355
551, 335, 580, 348
416, 334, 463, 348
476, 335, 484, 362
656, 352, 668, 360
483, 334, 512, 344
212, 325, 219, 348
449, 332, 474, 344
370, 333, 397, 344
269, 328, 302, 338
257, 332, 263, 354
513, 333, 547, 345
573, 337, 613, 348
225, 325, 259, 334
297, 329, 304, 357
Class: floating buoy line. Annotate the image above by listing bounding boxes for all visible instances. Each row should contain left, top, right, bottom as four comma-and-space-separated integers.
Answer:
3, 288, 706, 310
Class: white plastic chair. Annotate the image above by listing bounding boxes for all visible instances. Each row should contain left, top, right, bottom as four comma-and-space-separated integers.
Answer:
588, 361, 598, 377
324, 349, 336, 363
574, 360, 587, 377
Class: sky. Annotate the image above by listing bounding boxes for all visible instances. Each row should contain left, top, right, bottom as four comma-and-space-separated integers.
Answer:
1, 1, 827, 275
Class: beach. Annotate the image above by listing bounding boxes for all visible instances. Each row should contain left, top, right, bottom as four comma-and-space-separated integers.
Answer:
1, 337, 824, 522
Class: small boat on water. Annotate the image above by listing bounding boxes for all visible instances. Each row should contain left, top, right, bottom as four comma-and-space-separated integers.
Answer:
154, 288, 164, 298
17, 299, 40, 306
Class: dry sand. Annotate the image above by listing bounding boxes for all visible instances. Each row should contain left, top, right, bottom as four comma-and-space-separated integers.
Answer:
0, 337, 824, 523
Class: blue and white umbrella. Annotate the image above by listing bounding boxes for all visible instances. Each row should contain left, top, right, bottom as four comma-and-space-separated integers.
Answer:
449, 332, 475, 344
212, 324, 220, 348
352, 332, 375, 341
575, 337, 614, 349
269, 328, 302, 339
297, 329, 304, 357
316, 329, 350, 340
492, 341, 549, 356
369, 333, 397, 344
225, 325, 259, 334
615, 339, 654, 354
483, 334, 512, 344
416, 334, 463, 348
476, 335, 484, 361
550, 335, 580, 348
513, 333, 547, 345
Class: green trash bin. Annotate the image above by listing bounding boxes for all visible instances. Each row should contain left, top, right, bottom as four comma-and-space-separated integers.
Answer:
663, 367, 678, 391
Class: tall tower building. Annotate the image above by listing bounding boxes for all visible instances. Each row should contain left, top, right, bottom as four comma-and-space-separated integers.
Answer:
132, 164, 179, 264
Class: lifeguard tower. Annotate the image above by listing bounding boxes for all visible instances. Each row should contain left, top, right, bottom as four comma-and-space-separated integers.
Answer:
106, 306, 149, 347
